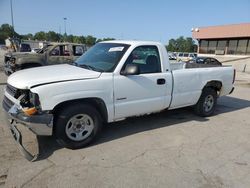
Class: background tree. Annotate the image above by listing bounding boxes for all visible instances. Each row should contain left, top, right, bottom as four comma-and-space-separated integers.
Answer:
33, 31, 46, 41
0, 24, 20, 43
65, 34, 74, 43
166, 36, 197, 52
20, 33, 33, 40
96, 38, 115, 43
71, 35, 86, 44
46, 31, 60, 42
76, 36, 86, 44
85, 35, 96, 46
0, 23, 115, 46
166, 39, 177, 52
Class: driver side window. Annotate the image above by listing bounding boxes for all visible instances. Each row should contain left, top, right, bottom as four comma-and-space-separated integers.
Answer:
50, 45, 70, 56
123, 45, 161, 74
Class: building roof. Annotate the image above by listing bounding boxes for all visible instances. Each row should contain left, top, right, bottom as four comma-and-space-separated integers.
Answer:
192, 23, 250, 39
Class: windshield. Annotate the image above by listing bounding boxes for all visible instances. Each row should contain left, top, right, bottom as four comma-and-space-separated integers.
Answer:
75, 43, 130, 72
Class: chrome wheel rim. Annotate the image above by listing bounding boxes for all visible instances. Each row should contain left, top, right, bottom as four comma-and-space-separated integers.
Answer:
65, 114, 94, 141
203, 95, 214, 112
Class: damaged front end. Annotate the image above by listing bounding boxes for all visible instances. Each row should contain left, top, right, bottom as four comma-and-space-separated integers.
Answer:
2, 84, 53, 161
4, 54, 17, 75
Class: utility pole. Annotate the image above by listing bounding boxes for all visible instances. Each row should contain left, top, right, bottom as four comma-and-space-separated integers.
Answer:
59, 25, 61, 35
10, 0, 15, 37
63, 17, 67, 35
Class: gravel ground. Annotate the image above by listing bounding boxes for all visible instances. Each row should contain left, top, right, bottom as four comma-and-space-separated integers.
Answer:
0, 50, 6, 72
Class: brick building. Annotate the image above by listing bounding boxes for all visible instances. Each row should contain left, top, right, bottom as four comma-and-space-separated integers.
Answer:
192, 23, 250, 55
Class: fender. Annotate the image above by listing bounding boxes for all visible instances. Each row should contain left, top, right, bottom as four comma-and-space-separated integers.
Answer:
30, 77, 114, 122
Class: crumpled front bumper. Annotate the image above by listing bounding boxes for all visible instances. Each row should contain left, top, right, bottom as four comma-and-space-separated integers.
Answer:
4, 56, 18, 75
3, 103, 53, 161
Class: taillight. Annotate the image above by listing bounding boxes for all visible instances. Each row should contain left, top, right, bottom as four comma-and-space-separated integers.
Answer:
232, 69, 236, 84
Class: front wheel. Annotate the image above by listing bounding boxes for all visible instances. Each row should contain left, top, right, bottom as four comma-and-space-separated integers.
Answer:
194, 87, 217, 117
55, 104, 103, 149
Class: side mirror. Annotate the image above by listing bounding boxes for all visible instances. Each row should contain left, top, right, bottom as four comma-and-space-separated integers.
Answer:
121, 64, 140, 75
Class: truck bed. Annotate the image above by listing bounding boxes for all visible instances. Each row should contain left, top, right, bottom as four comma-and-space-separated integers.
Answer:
169, 63, 234, 109
170, 62, 222, 70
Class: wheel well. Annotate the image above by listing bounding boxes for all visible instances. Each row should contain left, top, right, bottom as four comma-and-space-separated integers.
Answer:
203, 81, 222, 93
52, 98, 108, 123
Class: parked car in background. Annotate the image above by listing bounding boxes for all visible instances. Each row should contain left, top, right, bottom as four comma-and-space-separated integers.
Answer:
168, 52, 177, 60
177, 52, 197, 62
4, 43, 87, 75
189, 57, 222, 66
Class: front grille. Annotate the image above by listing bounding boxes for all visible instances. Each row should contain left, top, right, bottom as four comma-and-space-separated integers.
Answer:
6, 84, 17, 96
6, 84, 22, 99
2, 96, 14, 112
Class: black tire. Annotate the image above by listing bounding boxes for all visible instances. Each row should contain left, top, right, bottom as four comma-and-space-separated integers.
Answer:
55, 104, 103, 149
194, 87, 217, 117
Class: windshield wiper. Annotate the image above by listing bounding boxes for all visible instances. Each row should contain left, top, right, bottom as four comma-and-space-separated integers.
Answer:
78, 64, 104, 72
79, 64, 93, 70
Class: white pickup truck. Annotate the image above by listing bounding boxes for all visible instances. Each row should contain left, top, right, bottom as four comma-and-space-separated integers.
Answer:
3, 40, 235, 160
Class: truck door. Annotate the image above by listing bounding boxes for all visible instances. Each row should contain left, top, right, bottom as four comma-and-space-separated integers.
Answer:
113, 45, 172, 120
47, 45, 73, 65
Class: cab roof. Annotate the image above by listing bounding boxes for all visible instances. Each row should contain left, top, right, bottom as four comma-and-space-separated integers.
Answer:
100, 40, 162, 46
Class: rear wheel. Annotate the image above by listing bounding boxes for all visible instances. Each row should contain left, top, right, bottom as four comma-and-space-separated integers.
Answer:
55, 104, 103, 149
194, 87, 217, 117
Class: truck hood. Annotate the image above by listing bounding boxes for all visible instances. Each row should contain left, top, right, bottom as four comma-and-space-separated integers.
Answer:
5, 51, 40, 58
8, 64, 102, 89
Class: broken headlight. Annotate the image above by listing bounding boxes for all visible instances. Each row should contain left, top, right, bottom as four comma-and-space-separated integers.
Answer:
20, 91, 41, 115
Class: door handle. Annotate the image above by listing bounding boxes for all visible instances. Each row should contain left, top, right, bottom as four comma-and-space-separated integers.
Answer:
157, 78, 165, 85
